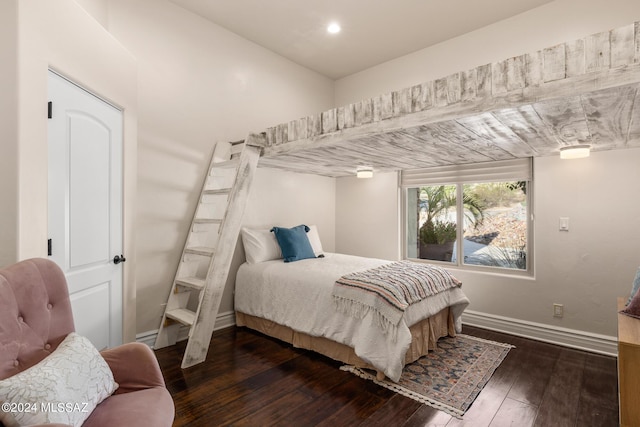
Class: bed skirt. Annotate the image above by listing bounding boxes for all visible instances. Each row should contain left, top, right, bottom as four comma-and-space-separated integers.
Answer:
235, 307, 455, 379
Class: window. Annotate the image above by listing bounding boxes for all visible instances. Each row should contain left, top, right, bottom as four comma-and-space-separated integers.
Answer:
402, 159, 533, 274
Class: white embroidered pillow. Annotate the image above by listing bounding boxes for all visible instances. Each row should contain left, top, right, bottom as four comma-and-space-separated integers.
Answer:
306, 225, 324, 257
0, 332, 118, 427
241, 227, 282, 264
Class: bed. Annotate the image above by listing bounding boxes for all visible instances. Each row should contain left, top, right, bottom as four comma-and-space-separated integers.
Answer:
234, 238, 469, 382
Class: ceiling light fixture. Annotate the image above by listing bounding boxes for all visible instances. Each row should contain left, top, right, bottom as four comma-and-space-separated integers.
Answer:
356, 167, 373, 179
327, 22, 341, 34
560, 145, 591, 160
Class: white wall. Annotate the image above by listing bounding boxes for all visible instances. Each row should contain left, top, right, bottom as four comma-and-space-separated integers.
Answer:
335, 0, 640, 105
221, 168, 336, 316
73, 0, 109, 28
336, 148, 640, 338
0, 0, 19, 267
106, 0, 336, 334
9, 0, 138, 341
336, 172, 399, 261
332, 0, 640, 343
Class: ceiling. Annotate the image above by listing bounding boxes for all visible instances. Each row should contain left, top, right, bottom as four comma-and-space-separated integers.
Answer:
167, 3, 639, 177
169, 0, 553, 79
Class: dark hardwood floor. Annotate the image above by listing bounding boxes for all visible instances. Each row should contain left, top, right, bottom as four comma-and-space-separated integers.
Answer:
154, 325, 618, 427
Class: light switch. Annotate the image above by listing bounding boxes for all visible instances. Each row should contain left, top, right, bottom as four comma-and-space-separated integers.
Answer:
559, 217, 569, 231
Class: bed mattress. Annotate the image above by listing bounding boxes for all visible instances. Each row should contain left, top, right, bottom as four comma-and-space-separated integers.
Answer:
234, 253, 469, 381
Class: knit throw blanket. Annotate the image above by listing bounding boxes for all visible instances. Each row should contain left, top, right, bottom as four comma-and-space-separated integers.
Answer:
332, 261, 461, 339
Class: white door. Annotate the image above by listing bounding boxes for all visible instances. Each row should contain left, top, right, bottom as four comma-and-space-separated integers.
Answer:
48, 70, 123, 350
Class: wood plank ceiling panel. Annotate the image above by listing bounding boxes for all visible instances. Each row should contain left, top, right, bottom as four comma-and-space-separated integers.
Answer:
529, 96, 592, 145
258, 22, 640, 177
626, 88, 640, 147
580, 86, 637, 149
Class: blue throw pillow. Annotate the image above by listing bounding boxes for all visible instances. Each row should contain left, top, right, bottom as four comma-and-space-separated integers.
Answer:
271, 225, 316, 263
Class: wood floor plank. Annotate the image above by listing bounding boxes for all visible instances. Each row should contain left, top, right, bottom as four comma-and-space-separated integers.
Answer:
402, 404, 453, 427
505, 341, 561, 406
356, 394, 423, 427
533, 348, 586, 427
313, 377, 395, 426
156, 325, 619, 427
574, 353, 619, 427
489, 397, 537, 427
233, 389, 314, 426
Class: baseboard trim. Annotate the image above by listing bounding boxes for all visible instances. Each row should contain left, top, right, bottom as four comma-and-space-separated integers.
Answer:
138, 310, 617, 357
136, 310, 236, 349
462, 310, 618, 357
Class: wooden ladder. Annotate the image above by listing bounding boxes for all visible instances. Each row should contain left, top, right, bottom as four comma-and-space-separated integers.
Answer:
154, 132, 265, 368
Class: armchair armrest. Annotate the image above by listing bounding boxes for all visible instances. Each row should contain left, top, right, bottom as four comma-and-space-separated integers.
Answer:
100, 342, 167, 394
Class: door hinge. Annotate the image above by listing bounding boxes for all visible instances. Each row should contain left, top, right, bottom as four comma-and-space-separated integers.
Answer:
47, 239, 52, 256
48, 101, 52, 119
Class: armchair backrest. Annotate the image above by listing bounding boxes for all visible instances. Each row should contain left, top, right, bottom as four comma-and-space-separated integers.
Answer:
0, 258, 75, 380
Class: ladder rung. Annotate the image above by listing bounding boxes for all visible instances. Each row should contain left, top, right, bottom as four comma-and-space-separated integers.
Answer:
166, 308, 196, 327
210, 158, 240, 169
193, 218, 223, 224
175, 277, 206, 290
184, 246, 215, 257
203, 188, 231, 195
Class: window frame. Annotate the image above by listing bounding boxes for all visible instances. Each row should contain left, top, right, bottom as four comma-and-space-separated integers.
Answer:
400, 159, 534, 277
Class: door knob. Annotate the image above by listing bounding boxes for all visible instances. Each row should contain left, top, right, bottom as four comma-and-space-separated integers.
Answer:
113, 255, 126, 264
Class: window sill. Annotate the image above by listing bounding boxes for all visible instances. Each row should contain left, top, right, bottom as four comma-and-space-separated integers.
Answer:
406, 257, 535, 280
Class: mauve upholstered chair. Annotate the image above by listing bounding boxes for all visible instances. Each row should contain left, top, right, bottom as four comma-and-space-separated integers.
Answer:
0, 258, 175, 427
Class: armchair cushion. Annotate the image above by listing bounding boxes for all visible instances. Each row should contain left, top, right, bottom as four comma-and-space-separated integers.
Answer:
0, 332, 117, 427
0, 258, 174, 427
100, 342, 166, 394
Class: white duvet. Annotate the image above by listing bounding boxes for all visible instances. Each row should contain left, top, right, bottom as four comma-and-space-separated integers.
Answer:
234, 253, 469, 381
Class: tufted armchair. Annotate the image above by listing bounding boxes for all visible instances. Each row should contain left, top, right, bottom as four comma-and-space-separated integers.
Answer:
0, 258, 175, 426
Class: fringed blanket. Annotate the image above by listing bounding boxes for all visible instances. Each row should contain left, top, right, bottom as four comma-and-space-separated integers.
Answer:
332, 261, 461, 339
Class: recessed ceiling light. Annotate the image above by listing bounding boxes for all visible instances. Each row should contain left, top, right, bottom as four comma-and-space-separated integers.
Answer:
327, 22, 341, 34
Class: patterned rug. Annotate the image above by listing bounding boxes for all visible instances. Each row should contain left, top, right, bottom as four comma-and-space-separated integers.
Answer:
340, 334, 513, 418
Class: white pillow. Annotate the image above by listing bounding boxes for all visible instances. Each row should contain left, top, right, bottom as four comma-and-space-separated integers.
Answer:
241, 227, 282, 264
0, 332, 118, 427
306, 225, 324, 257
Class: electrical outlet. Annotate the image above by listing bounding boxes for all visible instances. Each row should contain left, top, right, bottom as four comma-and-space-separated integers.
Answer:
553, 303, 564, 318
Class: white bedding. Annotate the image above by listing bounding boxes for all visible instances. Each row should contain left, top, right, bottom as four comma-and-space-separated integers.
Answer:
234, 252, 469, 381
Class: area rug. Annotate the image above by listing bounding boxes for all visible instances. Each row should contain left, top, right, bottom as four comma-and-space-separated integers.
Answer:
340, 334, 513, 418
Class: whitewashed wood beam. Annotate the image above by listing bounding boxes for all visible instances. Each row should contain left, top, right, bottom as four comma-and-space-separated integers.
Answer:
585, 31, 611, 73
456, 112, 536, 157
491, 105, 561, 152
322, 109, 337, 134
542, 44, 565, 82
401, 123, 497, 164
411, 81, 435, 112
506, 56, 526, 92
374, 93, 393, 122
611, 24, 635, 68
460, 69, 477, 102
259, 21, 640, 177
635, 22, 640, 63
264, 65, 640, 158
531, 96, 592, 145
580, 86, 636, 148
525, 51, 543, 86
565, 39, 585, 78
626, 88, 640, 147
393, 87, 413, 117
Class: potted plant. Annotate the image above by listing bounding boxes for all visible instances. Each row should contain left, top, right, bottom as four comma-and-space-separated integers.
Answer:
419, 220, 457, 261
417, 185, 485, 261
